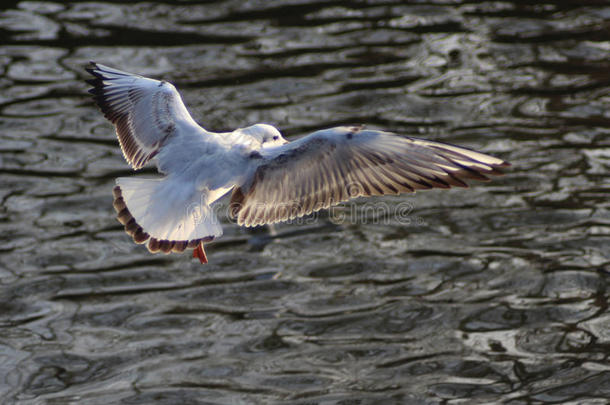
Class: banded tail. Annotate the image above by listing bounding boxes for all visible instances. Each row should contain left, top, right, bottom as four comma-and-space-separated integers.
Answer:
112, 178, 221, 261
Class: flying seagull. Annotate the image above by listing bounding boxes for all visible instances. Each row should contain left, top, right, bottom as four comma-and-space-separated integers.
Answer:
85, 62, 510, 264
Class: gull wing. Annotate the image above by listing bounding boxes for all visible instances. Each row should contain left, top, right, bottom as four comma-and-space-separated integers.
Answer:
230, 127, 510, 227
86, 62, 206, 170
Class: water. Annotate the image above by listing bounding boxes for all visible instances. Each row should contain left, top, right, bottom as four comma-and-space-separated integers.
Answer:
0, 1, 609, 404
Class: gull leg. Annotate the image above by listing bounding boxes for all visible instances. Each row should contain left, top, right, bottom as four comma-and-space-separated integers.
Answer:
192, 242, 208, 264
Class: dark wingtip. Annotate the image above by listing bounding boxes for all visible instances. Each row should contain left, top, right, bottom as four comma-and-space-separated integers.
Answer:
85, 61, 99, 75
85, 64, 104, 102
487, 167, 506, 176
485, 160, 511, 176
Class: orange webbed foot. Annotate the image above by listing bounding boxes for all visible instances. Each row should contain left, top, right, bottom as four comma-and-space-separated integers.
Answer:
192, 242, 208, 264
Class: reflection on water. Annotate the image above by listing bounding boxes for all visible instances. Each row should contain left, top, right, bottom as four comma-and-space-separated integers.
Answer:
0, 0, 609, 403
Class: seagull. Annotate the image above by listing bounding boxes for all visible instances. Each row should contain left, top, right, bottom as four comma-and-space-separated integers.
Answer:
85, 62, 510, 264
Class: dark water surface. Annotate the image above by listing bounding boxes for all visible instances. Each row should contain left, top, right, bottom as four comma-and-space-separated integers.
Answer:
1, 1, 609, 404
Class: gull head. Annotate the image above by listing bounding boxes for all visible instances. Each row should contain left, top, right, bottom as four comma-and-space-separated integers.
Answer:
240, 124, 288, 147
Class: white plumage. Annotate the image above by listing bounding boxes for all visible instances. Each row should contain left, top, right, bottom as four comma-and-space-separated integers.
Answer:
86, 62, 510, 263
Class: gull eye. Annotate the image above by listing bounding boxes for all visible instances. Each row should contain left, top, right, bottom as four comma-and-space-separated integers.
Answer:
272, 136, 279, 141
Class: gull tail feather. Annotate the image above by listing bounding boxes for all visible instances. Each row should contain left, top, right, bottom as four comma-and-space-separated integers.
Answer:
113, 177, 221, 260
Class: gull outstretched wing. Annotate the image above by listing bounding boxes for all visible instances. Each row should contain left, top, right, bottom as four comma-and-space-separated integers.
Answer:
86, 62, 205, 170
230, 127, 510, 227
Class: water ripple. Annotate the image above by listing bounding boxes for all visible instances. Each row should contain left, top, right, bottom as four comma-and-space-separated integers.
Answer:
0, 0, 609, 403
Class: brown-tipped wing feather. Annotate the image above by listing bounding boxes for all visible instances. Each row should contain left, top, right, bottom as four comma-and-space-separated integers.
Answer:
86, 62, 200, 170
230, 127, 510, 227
